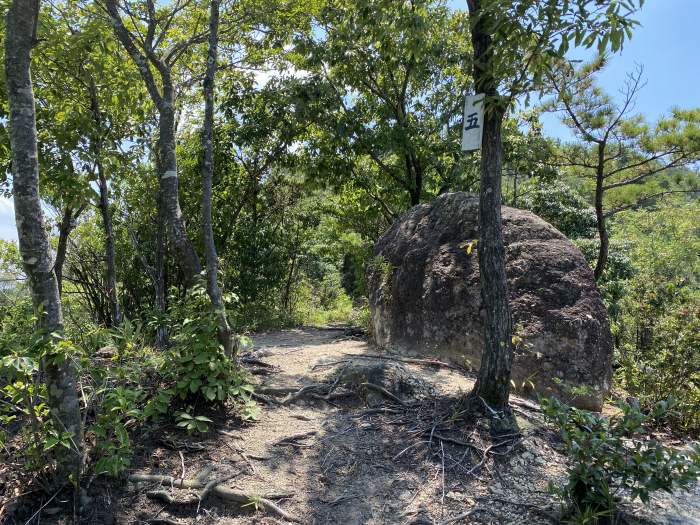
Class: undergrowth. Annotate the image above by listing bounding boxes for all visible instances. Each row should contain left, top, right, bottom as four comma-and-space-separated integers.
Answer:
0, 284, 258, 481
543, 396, 700, 524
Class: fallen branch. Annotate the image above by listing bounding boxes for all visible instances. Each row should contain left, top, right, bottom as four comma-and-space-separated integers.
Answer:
198, 472, 238, 512
130, 470, 299, 523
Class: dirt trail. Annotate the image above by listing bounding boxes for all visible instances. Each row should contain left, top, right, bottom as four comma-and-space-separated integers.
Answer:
115, 327, 700, 525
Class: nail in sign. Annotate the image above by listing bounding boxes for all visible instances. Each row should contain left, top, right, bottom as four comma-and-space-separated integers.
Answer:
461, 94, 485, 151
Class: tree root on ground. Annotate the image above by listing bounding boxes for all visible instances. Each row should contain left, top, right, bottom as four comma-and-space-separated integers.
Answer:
257, 375, 407, 407
340, 352, 467, 372
360, 381, 407, 406
274, 430, 318, 447
129, 467, 300, 523
476, 496, 560, 523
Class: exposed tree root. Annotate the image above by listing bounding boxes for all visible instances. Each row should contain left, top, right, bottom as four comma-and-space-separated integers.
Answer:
258, 367, 358, 407
240, 355, 276, 369
250, 391, 281, 405
130, 468, 300, 523
217, 429, 257, 473
360, 381, 407, 405
476, 496, 560, 523
256, 386, 300, 396
281, 384, 326, 405
341, 352, 467, 372
145, 518, 182, 525
274, 430, 318, 447
438, 508, 476, 524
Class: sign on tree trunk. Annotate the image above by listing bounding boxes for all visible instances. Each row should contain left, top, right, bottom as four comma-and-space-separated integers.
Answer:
461, 94, 485, 151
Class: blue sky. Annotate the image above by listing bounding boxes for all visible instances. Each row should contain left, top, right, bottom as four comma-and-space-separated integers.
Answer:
0, 1, 697, 242
445, 0, 700, 140
535, 0, 700, 140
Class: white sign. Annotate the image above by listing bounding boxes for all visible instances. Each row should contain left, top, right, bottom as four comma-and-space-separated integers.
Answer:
461, 94, 485, 151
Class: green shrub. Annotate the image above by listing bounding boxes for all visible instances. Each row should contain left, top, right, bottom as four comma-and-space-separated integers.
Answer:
542, 397, 700, 524
87, 288, 261, 476
521, 180, 597, 239
160, 285, 259, 424
91, 386, 143, 476
293, 275, 354, 327
349, 298, 372, 333
0, 297, 78, 471
611, 202, 700, 435
617, 306, 700, 434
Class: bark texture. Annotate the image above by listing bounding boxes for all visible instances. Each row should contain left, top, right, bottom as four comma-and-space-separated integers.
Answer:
466, 0, 514, 411
5, 0, 83, 479
201, 0, 233, 355
103, 0, 201, 287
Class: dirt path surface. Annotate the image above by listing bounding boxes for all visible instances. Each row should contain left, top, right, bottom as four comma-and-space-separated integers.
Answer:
114, 327, 700, 525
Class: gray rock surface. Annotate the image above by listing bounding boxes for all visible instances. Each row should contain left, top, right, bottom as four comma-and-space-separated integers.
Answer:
367, 192, 613, 410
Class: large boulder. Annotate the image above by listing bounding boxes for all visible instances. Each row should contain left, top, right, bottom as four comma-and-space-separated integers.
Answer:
366, 192, 612, 410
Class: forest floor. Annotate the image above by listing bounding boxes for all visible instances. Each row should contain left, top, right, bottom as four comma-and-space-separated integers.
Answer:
50, 328, 700, 524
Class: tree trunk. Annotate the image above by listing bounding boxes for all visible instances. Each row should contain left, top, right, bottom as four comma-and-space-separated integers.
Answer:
97, 161, 121, 326
593, 144, 608, 281
201, 0, 233, 355
89, 80, 121, 326
405, 154, 421, 206
158, 84, 202, 287
155, 194, 168, 348
466, 0, 515, 416
283, 228, 301, 313
54, 206, 74, 295
102, 0, 201, 288
5, 0, 82, 481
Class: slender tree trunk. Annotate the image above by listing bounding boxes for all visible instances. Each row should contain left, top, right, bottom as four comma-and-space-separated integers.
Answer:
201, 0, 233, 355
283, 228, 301, 313
404, 155, 421, 206
412, 156, 423, 206
54, 206, 74, 295
5, 0, 82, 481
155, 195, 168, 348
89, 80, 121, 326
593, 144, 608, 281
466, 0, 515, 416
96, 161, 121, 326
